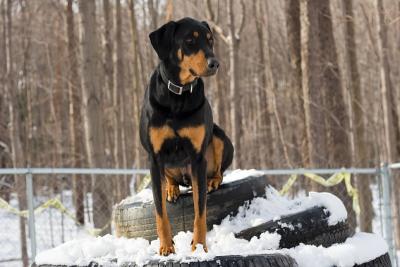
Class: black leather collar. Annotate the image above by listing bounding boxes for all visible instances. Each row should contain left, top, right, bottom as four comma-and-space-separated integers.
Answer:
159, 63, 198, 95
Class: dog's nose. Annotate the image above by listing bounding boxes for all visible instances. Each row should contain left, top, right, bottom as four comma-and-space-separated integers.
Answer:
207, 57, 219, 71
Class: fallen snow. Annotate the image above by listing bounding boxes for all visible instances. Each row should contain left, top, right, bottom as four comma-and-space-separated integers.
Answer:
119, 188, 154, 205
35, 187, 364, 267
285, 232, 388, 266
35, 230, 387, 267
222, 169, 265, 184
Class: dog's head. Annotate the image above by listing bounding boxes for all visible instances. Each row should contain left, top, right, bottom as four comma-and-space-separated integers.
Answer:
149, 17, 219, 85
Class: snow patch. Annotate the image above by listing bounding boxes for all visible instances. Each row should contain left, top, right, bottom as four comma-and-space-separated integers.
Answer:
224, 187, 347, 230
36, 187, 356, 266
35, 232, 388, 267
118, 188, 153, 205
34, 170, 366, 267
286, 232, 388, 267
306, 192, 348, 225
222, 169, 264, 184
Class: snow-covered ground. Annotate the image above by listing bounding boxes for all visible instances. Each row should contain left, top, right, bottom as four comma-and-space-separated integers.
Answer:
0, 191, 92, 267
35, 187, 386, 267
0, 170, 393, 266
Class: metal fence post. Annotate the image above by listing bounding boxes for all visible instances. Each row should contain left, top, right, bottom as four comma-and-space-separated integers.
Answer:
26, 170, 37, 261
381, 163, 396, 266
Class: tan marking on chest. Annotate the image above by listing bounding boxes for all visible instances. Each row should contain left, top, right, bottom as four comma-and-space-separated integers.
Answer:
149, 126, 175, 153
177, 125, 206, 153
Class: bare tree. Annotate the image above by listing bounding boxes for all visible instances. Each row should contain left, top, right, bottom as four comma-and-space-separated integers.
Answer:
129, 0, 144, 173
285, 0, 308, 167
66, 0, 84, 225
165, 0, 173, 22
79, 0, 111, 234
116, 0, 129, 201
317, 0, 356, 228
227, 0, 245, 168
375, 0, 400, 246
5, 0, 28, 265
254, 0, 274, 169
342, 0, 373, 232
300, 0, 328, 170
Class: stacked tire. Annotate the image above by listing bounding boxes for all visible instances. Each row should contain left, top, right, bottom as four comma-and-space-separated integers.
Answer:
113, 175, 391, 267
35, 175, 390, 267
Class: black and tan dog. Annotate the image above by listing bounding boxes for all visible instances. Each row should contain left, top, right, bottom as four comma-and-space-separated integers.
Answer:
139, 17, 234, 255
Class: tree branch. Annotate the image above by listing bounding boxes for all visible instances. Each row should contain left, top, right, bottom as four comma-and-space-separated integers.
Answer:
208, 20, 231, 45
206, 0, 230, 45
235, 0, 246, 37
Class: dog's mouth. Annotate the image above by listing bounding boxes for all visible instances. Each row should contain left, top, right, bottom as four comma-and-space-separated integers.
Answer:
189, 68, 198, 77
190, 68, 218, 77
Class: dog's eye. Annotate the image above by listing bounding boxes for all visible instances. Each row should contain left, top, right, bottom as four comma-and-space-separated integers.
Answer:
185, 38, 194, 45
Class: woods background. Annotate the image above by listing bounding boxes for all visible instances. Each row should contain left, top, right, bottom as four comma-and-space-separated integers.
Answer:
0, 0, 400, 265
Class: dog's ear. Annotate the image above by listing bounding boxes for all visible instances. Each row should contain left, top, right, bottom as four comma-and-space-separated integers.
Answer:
149, 21, 177, 60
201, 21, 211, 32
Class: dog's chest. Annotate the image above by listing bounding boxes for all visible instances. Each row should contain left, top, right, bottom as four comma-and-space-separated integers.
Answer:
149, 122, 206, 154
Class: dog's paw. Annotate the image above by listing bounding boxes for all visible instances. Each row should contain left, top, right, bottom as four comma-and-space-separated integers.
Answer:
207, 176, 222, 192
159, 241, 175, 256
191, 241, 208, 253
166, 183, 180, 202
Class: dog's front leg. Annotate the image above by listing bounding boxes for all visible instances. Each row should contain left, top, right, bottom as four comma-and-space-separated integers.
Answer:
150, 157, 175, 255
191, 154, 208, 252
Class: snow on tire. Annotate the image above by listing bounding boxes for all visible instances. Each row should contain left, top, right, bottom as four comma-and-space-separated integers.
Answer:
35, 254, 298, 267
235, 206, 352, 249
113, 175, 271, 240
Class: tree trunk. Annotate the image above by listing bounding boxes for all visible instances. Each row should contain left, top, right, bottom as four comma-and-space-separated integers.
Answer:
375, 0, 400, 246
6, 0, 28, 265
263, 0, 292, 169
227, 0, 243, 168
66, 0, 84, 225
300, 0, 328, 168
285, 0, 308, 167
342, 0, 373, 232
165, 0, 173, 22
0, 1, 6, 179
318, 0, 356, 229
148, 0, 158, 68
129, 0, 143, 179
79, 0, 111, 235
116, 0, 129, 201
254, 0, 273, 169
102, 0, 121, 202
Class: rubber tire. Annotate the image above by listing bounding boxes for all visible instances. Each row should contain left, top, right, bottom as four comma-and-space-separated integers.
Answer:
353, 253, 392, 267
113, 175, 270, 240
35, 254, 298, 267
235, 206, 352, 249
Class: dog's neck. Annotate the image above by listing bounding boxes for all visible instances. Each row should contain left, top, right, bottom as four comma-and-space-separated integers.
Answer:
149, 63, 206, 115
159, 63, 198, 95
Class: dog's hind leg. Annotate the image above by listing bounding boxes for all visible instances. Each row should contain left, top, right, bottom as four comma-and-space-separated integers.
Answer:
151, 157, 175, 255
165, 168, 181, 203
191, 155, 208, 252
206, 136, 224, 192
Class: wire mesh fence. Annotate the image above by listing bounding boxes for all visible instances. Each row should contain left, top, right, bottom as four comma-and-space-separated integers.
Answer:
0, 165, 398, 267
